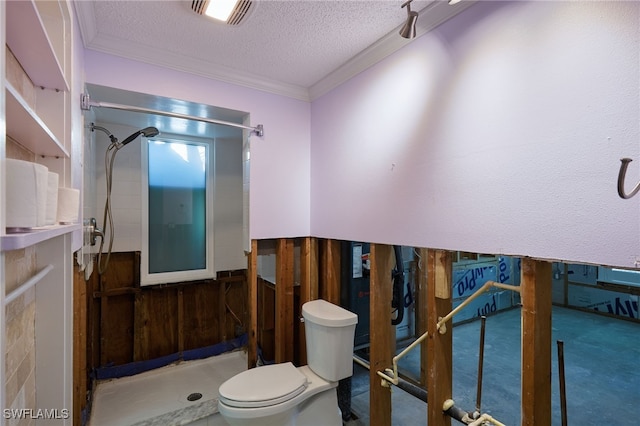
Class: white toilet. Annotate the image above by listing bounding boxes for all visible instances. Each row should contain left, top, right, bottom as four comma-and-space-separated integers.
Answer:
217, 299, 358, 426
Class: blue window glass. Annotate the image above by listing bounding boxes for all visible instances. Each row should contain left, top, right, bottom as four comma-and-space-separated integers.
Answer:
148, 140, 207, 273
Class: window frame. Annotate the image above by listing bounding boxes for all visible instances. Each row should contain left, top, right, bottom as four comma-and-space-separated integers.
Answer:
598, 266, 640, 287
140, 135, 215, 286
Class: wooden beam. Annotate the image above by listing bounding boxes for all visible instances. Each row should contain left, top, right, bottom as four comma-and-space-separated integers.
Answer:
415, 247, 429, 386
247, 239, 258, 368
177, 288, 184, 353
300, 237, 319, 303
275, 238, 295, 363
299, 237, 319, 365
133, 292, 146, 361
320, 239, 341, 305
369, 244, 395, 426
73, 265, 87, 426
320, 239, 340, 304
427, 249, 453, 426
218, 280, 227, 342
521, 258, 552, 426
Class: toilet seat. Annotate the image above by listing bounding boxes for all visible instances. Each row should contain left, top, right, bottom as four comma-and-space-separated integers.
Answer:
218, 362, 308, 409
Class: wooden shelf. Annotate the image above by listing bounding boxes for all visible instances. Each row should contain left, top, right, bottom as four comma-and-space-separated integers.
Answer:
1, 223, 81, 251
5, 82, 69, 158
5, 0, 69, 92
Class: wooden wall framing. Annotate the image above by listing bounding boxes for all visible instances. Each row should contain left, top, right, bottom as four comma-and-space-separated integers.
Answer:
73, 239, 556, 426
80, 251, 248, 373
369, 244, 395, 426
426, 249, 453, 426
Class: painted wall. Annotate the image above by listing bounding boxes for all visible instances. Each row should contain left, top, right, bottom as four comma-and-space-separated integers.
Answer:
83, 50, 312, 240
311, 1, 640, 269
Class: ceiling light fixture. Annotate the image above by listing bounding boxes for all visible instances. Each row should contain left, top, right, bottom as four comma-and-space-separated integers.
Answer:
399, 0, 418, 39
191, 0, 253, 25
448, 0, 463, 5
204, 0, 238, 21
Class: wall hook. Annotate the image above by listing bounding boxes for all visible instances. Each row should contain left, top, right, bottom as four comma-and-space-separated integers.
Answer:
617, 158, 640, 199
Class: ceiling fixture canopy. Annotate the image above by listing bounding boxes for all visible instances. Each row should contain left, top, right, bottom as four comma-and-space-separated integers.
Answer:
191, 0, 253, 25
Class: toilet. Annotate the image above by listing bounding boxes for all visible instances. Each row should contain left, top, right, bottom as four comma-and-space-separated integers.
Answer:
217, 299, 358, 425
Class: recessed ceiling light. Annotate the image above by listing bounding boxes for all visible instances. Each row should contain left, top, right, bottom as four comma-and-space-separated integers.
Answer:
191, 0, 254, 25
204, 0, 238, 21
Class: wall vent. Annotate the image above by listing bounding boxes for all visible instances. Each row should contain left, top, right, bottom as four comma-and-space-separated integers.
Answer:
191, 0, 253, 26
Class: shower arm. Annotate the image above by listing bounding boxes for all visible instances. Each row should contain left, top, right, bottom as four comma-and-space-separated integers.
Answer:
90, 123, 118, 145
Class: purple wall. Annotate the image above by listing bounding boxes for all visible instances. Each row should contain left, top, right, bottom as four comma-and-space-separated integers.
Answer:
310, 1, 640, 268
84, 50, 312, 240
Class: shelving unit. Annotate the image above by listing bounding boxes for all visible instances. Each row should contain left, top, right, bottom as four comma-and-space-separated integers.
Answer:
5, 0, 69, 92
2, 1, 77, 424
1, 224, 81, 251
5, 82, 69, 157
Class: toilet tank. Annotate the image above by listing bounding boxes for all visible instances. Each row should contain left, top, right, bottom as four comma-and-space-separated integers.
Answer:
302, 299, 358, 382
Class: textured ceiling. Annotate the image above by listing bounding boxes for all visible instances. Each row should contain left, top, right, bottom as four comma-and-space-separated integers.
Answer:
75, 0, 474, 101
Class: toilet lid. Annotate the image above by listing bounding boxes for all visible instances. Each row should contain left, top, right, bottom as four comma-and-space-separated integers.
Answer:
218, 362, 308, 408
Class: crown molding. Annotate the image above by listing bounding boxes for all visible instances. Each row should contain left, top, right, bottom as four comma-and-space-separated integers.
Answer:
73, 1, 98, 48
74, 0, 475, 103
85, 32, 312, 101
308, 0, 476, 100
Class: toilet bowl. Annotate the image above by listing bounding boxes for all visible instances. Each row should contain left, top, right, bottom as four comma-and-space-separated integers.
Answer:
217, 363, 340, 426
218, 299, 357, 426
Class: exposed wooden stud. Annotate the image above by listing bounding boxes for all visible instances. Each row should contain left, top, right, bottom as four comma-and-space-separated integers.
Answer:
133, 292, 147, 361
427, 249, 453, 426
415, 247, 429, 386
521, 258, 552, 426
275, 238, 295, 363
73, 265, 87, 425
299, 237, 319, 365
177, 289, 184, 353
369, 243, 395, 426
320, 239, 341, 304
219, 280, 227, 341
247, 240, 258, 368
300, 237, 319, 303
99, 279, 109, 366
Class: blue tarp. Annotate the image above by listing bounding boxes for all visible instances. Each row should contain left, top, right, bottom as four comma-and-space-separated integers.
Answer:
93, 334, 248, 380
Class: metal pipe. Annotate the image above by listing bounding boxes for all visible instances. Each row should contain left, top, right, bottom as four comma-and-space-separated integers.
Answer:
396, 377, 427, 403
4, 265, 54, 306
83, 97, 264, 137
355, 355, 428, 403
476, 315, 486, 414
443, 399, 507, 426
557, 340, 568, 426
443, 399, 475, 424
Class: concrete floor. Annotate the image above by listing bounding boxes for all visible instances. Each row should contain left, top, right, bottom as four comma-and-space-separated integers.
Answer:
347, 306, 640, 425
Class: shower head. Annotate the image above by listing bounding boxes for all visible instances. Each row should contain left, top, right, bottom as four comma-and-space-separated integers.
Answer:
120, 127, 160, 147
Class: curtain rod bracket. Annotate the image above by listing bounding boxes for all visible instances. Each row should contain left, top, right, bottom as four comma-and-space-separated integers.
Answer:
80, 92, 92, 111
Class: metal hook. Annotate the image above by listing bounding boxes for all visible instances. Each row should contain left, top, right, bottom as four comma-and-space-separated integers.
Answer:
617, 158, 640, 199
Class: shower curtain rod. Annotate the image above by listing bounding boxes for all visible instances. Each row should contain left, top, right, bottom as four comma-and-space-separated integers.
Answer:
81, 94, 264, 137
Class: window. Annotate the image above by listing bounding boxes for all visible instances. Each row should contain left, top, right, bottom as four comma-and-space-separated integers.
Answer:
598, 266, 640, 287
141, 137, 214, 285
